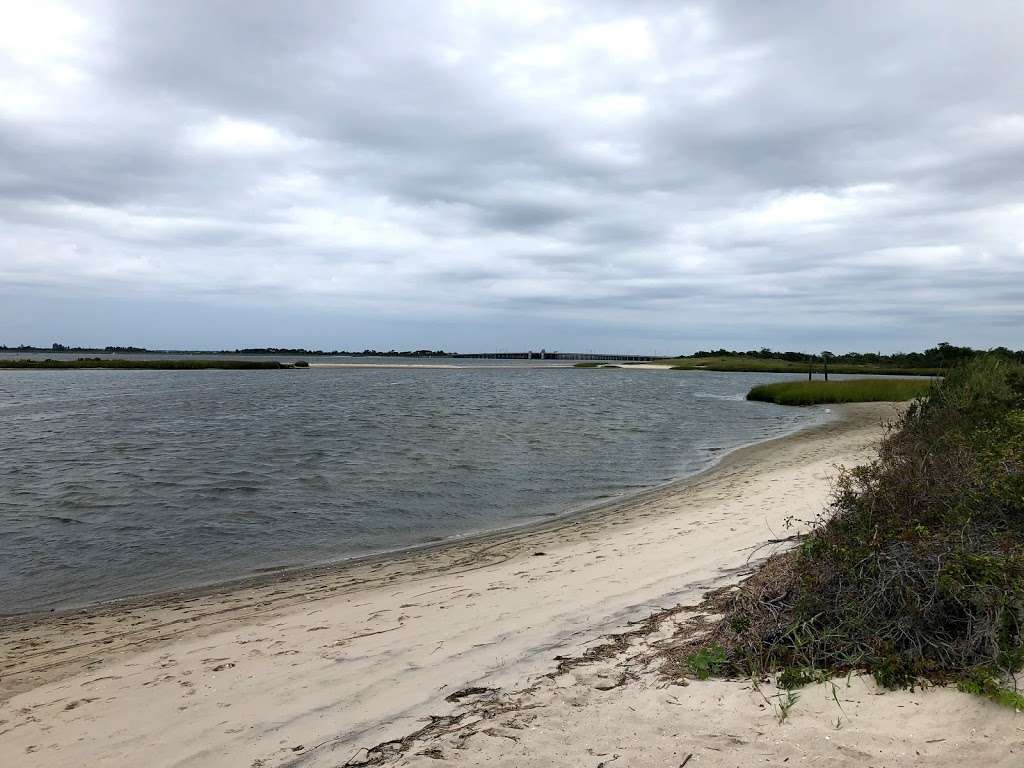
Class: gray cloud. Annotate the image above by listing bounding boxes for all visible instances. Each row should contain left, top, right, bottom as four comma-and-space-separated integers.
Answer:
1, 0, 1023, 352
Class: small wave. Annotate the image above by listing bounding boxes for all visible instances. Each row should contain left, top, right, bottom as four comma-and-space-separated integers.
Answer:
200, 487, 262, 499
693, 392, 745, 401
38, 514, 84, 525
3, 366, 824, 613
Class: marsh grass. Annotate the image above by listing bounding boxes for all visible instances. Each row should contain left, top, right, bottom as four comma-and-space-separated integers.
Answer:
663, 356, 940, 376
746, 378, 934, 405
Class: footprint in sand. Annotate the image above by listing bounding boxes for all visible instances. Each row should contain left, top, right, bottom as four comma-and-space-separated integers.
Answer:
63, 698, 98, 711
81, 675, 122, 686
142, 674, 177, 688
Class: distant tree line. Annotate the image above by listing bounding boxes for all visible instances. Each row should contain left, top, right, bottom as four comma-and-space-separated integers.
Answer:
3, 343, 150, 353
0, 344, 453, 357
4, 342, 1021, 366
688, 342, 1024, 368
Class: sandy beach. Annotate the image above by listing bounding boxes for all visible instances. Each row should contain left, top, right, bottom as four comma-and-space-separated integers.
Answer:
3, 401, 1020, 767
308, 363, 578, 369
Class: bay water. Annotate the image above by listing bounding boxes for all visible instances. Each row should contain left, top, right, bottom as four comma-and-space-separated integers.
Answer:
0, 362, 827, 614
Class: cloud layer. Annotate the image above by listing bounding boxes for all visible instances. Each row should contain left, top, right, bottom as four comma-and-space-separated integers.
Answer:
2, 0, 1023, 351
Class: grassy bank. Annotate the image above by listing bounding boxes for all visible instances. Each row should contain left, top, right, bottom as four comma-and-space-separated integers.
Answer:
574, 357, 941, 375
681, 356, 1024, 705
0, 358, 308, 370
661, 355, 941, 376
747, 378, 933, 405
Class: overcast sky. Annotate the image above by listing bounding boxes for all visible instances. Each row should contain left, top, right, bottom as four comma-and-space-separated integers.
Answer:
1, 1, 1022, 353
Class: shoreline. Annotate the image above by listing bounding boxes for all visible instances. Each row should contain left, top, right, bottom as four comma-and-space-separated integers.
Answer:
309, 362, 575, 369
1, 402, 901, 767
2, 403, 831, 625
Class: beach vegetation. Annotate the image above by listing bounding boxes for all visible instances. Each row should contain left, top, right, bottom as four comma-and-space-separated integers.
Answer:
746, 379, 933, 405
775, 667, 822, 690
957, 668, 1024, 710
675, 356, 1024, 703
686, 644, 727, 680
774, 688, 800, 723
660, 341, 1022, 375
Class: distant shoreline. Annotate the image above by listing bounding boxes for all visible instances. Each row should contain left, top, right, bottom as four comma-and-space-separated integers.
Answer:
4, 342, 1001, 376
0, 356, 942, 375
0, 358, 307, 370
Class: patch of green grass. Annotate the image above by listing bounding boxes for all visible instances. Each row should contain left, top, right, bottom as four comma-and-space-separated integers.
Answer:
957, 670, 1024, 710
663, 356, 940, 376
956, 659, 1024, 709
746, 379, 933, 405
774, 688, 800, 723
0, 358, 304, 370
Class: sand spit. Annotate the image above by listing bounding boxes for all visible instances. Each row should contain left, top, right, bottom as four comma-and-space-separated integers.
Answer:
309, 363, 575, 369
5, 402, 1016, 767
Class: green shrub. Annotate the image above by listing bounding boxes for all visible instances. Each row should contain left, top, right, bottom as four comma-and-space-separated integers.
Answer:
776, 667, 821, 690
689, 357, 1024, 695
687, 644, 727, 680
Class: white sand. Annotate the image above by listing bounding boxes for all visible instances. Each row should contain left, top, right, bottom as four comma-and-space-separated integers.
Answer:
309, 363, 574, 369
612, 363, 674, 369
397, 664, 1023, 767
3, 402, 1018, 767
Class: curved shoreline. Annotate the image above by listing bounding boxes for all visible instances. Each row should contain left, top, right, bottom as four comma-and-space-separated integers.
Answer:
1, 403, 886, 678
0, 402, 901, 768
4, 404, 834, 627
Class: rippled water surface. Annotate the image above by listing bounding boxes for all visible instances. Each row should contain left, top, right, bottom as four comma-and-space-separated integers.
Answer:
0, 364, 827, 613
